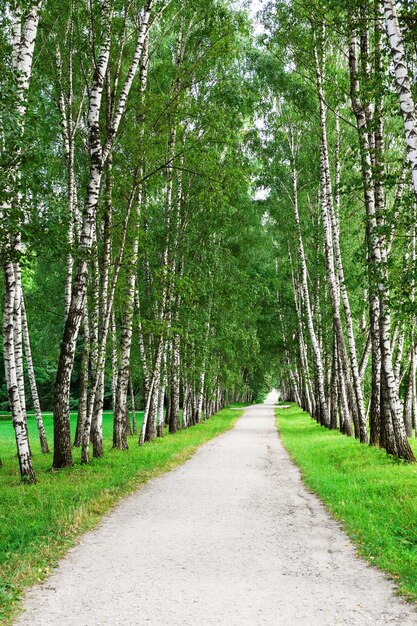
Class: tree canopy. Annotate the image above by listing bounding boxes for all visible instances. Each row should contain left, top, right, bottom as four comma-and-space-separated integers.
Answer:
2, 0, 417, 480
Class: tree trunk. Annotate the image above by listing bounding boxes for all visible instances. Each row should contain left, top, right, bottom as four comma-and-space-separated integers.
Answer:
74, 304, 89, 447
349, 27, 415, 461
383, 0, 417, 197
21, 293, 49, 453
289, 133, 329, 426
53, 0, 113, 468
314, 28, 366, 440
3, 262, 36, 481
169, 332, 181, 433
157, 353, 167, 438
13, 264, 27, 425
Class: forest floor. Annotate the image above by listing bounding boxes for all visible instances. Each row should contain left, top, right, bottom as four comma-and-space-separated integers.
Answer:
277, 403, 417, 605
0, 407, 242, 624
11, 394, 416, 625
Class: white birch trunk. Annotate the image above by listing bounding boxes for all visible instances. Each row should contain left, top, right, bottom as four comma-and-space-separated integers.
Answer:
113, 27, 151, 449
289, 134, 329, 426
139, 337, 165, 445
2, 3, 42, 479
383, 0, 417, 197
359, 330, 372, 383
74, 303, 89, 447
182, 384, 189, 429
129, 374, 137, 435
135, 288, 151, 391
54, 0, 113, 468
314, 29, 366, 440
196, 370, 205, 423
157, 348, 167, 438
56, 37, 81, 317
169, 332, 181, 432
393, 328, 405, 387
289, 256, 314, 415
3, 262, 35, 481
112, 311, 118, 408
349, 29, 414, 460
60, 0, 152, 463
21, 293, 49, 453
13, 264, 26, 422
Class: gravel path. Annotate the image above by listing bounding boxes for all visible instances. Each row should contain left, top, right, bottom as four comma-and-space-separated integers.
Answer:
16, 393, 417, 625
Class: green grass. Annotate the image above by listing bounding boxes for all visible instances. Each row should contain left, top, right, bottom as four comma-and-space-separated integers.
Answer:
277, 404, 417, 603
0, 406, 242, 623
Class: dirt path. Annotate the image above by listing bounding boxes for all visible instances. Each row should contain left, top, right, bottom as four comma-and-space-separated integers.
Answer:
16, 393, 417, 625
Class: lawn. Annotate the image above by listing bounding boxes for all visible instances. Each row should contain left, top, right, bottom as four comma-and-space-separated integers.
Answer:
0, 406, 242, 623
277, 404, 417, 603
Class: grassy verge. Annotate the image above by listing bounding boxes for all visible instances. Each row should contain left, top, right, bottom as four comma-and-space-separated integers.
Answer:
276, 404, 417, 603
0, 407, 242, 623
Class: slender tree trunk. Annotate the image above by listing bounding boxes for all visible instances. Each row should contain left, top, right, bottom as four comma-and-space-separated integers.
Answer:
393, 327, 405, 386
135, 288, 150, 391
182, 384, 189, 428
80, 183, 137, 463
89, 249, 101, 454
314, 29, 366, 440
3, 262, 35, 481
369, 293, 382, 446
383, 0, 417, 197
112, 312, 118, 408
169, 328, 181, 433
403, 361, 413, 437
113, 267, 136, 449
2, 4, 42, 479
129, 374, 137, 435
13, 264, 27, 424
89, 80, 113, 456
157, 349, 167, 438
21, 294, 49, 453
289, 260, 314, 415
113, 31, 150, 449
139, 336, 164, 445
74, 304, 89, 447
336, 338, 353, 436
349, 27, 415, 460
53, 1, 113, 468
289, 133, 329, 426
359, 330, 371, 383
56, 33, 81, 319
330, 335, 338, 429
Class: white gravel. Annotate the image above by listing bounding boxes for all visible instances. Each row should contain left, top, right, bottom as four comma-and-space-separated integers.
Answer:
15, 393, 417, 625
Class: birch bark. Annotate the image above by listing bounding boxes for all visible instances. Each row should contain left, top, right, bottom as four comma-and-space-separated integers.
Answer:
289, 256, 313, 415
1, 2, 43, 480
13, 264, 26, 423
349, 28, 415, 460
129, 374, 137, 435
289, 132, 329, 426
74, 303, 89, 447
53, 0, 113, 468
56, 0, 154, 466
314, 28, 367, 440
3, 262, 35, 481
383, 0, 417, 197
21, 294, 49, 453
113, 23, 151, 449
